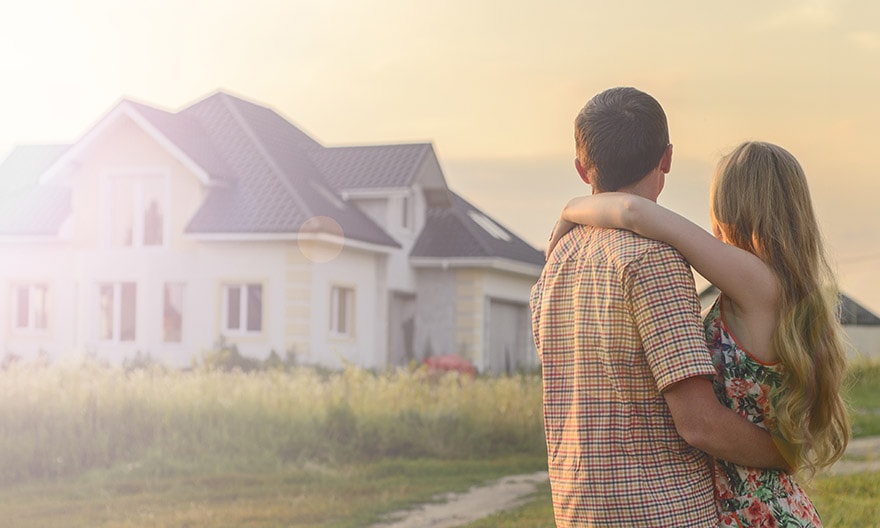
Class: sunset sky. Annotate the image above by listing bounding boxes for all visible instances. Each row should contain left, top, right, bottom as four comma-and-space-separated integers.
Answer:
1, 0, 878, 272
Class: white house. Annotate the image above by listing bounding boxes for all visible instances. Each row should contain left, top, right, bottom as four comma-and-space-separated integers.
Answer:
0, 91, 545, 373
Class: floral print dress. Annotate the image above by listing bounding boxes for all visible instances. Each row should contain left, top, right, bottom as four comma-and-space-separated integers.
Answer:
703, 296, 823, 528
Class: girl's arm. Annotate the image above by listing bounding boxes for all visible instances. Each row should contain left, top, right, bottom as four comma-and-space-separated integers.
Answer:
547, 193, 778, 309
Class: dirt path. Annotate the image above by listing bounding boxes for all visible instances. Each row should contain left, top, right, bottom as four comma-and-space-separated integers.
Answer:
824, 435, 880, 475
368, 436, 880, 528
367, 471, 548, 528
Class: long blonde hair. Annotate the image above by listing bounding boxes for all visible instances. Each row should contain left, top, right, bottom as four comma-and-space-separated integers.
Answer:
710, 141, 850, 474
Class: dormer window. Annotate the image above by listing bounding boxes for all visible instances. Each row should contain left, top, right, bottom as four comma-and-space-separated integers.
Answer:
467, 211, 512, 241
104, 172, 167, 248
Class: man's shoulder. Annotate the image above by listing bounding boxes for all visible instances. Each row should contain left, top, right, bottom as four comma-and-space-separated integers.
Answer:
568, 226, 685, 268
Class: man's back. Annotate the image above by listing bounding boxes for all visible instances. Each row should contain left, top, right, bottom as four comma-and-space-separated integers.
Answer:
530, 225, 717, 527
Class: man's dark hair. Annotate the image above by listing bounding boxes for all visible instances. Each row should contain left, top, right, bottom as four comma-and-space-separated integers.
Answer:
575, 87, 669, 191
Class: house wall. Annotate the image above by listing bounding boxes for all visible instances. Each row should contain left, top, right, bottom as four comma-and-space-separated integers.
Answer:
305, 243, 388, 369
0, 244, 77, 362
384, 185, 425, 293
480, 269, 540, 371
845, 326, 880, 360
413, 268, 457, 359
284, 245, 312, 363
348, 183, 426, 295
411, 266, 540, 372
454, 269, 485, 364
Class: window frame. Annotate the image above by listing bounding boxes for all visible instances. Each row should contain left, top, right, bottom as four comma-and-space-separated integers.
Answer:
96, 281, 137, 343
100, 168, 170, 249
221, 283, 264, 336
10, 282, 50, 335
329, 285, 356, 338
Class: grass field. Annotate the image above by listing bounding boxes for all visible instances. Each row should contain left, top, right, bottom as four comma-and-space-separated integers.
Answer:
0, 359, 876, 527
462, 472, 880, 528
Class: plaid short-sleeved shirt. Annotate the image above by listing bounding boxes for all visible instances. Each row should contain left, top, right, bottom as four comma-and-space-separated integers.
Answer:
530, 226, 718, 527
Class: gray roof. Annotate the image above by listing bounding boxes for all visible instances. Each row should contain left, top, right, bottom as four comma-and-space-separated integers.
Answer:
411, 191, 545, 266
0, 184, 70, 236
309, 143, 433, 191
0, 145, 69, 194
177, 92, 399, 247
840, 295, 880, 326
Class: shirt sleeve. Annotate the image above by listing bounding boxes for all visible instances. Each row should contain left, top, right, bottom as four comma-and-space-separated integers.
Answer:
624, 243, 717, 392
529, 278, 543, 360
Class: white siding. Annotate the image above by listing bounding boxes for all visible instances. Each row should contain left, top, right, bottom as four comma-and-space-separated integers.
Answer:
414, 268, 456, 359
845, 326, 880, 360
307, 245, 387, 369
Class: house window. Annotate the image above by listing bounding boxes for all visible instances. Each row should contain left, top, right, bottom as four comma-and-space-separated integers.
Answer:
330, 286, 355, 337
97, 282, 137, 342
12, 283, 49, 333
163, 283, 184, 343
107, 174, 165, 247
223, 284, 263, 334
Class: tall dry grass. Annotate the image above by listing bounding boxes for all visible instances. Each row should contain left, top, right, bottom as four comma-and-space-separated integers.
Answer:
0, 361, 545, 485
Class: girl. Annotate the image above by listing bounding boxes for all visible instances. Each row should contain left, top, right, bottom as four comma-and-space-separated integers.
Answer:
546, 141, 850, 527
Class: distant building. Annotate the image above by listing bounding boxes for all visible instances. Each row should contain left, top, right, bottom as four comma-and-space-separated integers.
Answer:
0, 91, 545, 373
837, 258, 880, 360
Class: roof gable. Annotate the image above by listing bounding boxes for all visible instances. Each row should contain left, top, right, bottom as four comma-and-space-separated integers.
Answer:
39, 100, 226, 186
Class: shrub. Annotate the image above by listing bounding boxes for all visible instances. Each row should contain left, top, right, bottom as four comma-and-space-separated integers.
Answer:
0, 361, 545, 485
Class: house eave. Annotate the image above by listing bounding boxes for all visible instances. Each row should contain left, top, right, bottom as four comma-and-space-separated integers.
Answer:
340, 187, 410, 200
184, 231, 399, 253
0, 234, 67, 244
410, 257, 542, 277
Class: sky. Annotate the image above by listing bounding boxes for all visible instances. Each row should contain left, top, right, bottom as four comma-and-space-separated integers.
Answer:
1, 0, 878, 275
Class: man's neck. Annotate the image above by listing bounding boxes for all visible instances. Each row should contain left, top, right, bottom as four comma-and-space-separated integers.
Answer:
603, 169, 662, 202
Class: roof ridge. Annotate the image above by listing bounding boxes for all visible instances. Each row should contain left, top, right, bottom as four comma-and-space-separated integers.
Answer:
217, 93, 318, 222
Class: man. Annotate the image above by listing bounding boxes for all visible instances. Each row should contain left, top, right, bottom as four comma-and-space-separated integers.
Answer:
530, 87, 787, 527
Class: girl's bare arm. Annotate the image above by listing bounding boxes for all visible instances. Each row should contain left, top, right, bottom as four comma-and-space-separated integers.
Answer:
547, 193, 778, 309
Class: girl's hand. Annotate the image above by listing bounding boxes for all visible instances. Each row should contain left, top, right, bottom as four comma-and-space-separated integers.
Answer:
546, 217, 577, 259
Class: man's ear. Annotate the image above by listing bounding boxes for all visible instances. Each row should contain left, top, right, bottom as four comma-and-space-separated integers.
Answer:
659, 144, 673, 174
575, 158, 591, 185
